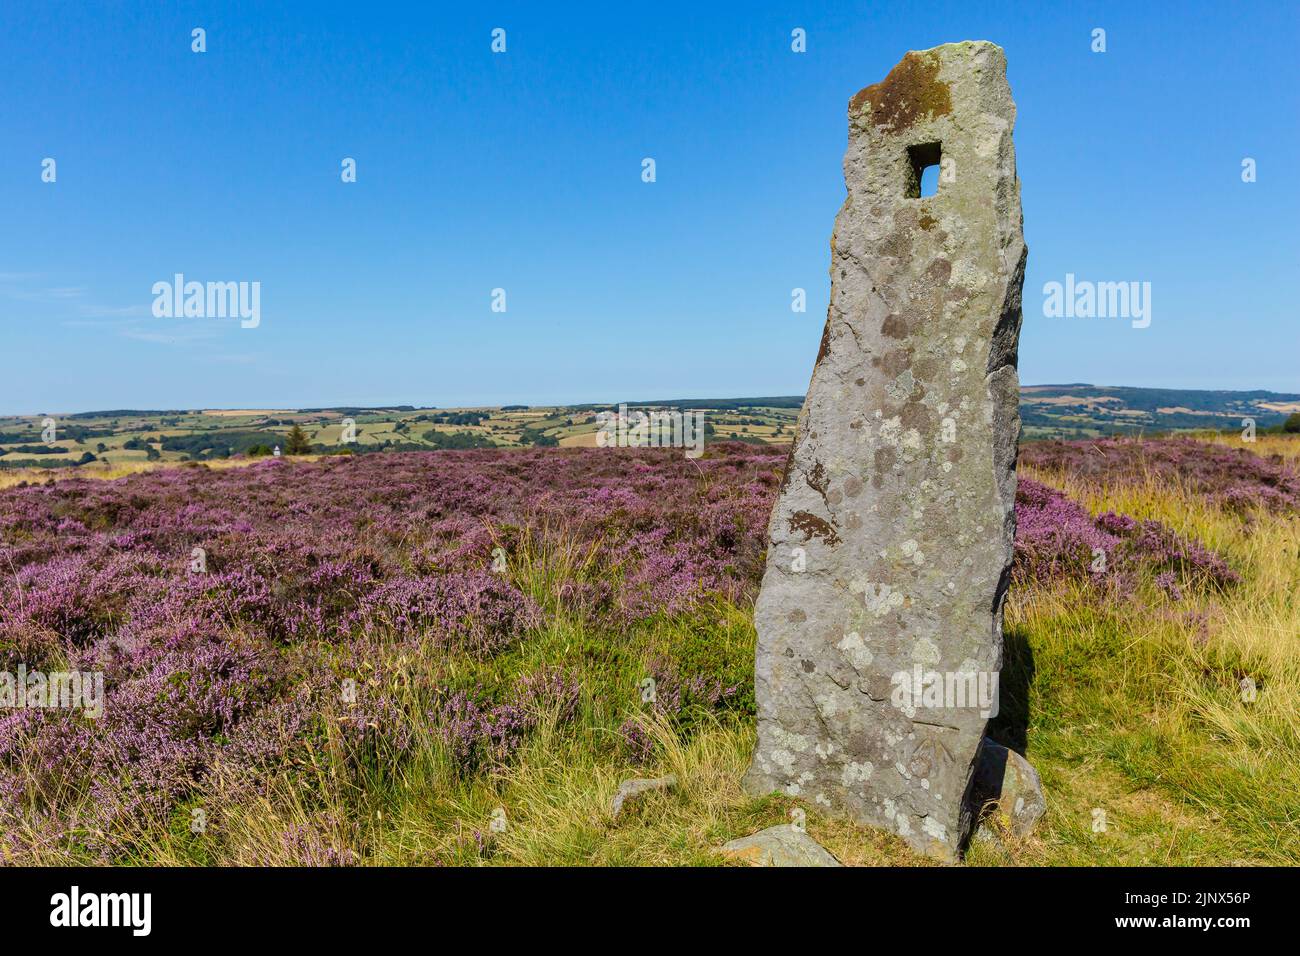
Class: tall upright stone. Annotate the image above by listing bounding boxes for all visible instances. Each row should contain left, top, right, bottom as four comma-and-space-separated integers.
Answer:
743, 41, 1026, 861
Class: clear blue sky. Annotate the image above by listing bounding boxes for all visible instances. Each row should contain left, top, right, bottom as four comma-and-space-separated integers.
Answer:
2, 0, 1297, 413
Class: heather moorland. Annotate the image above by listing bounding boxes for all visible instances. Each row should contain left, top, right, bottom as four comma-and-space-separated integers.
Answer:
1, 434, 1297, 865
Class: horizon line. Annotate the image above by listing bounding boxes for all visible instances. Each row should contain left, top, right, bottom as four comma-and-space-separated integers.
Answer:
5, 382, 1300, 419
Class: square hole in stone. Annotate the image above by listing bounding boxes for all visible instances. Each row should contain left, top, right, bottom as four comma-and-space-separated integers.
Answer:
906, 141, 942, 198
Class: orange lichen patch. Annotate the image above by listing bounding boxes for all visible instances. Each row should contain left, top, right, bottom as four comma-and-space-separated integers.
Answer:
788, 510, 840, 546
850, 51, 952, 133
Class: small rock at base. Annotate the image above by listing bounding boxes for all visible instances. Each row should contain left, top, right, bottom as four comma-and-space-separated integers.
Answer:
971, 737, 1045, 838
720, 825, 843, 867
610, 774, 677, 819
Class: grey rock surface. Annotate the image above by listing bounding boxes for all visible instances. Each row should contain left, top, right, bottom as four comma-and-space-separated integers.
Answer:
742, 41, 1026, 862
610, 774, 677, 819
720, 825, 843, 867
971, 737, 1045, 838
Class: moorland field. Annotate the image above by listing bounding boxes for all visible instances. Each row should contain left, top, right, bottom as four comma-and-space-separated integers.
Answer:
0, 428, 1296, 865
3, 384, 1299, 477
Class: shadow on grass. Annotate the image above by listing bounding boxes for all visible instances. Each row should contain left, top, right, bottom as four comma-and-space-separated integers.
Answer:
988, 622, 1035, 754
958, 622, 1037, 857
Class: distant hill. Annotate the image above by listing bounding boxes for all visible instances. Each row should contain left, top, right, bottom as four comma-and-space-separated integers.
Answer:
572, 397, 805, 411
591, 386, 1300, 439
5, 386, 1298, 470
1018, 384, 1300, 439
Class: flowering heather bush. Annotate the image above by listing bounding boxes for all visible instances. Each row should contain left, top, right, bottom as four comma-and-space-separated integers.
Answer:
618, 653, 742, 763
618, 720, 655, 765
260, 815, 359, 867
1014, 476, 1239, 595
432, 667, 582, 773
0, 445, 781, 860
1022, 437, 1300, 515
1013, 477, 1118, 581
355, 571, 541, 656
0, 445, 781, 642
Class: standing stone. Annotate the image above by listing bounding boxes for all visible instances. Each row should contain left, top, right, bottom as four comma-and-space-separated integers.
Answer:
743, 41, 1026, 861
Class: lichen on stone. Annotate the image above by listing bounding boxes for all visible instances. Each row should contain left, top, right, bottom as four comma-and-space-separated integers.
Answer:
850, 50, 953, 132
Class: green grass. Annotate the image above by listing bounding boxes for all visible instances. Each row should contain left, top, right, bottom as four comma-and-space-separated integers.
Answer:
126, 535, 1297, 866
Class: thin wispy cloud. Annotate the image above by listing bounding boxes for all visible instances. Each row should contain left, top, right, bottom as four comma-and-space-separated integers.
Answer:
0, 280, 86, 303
205, 351, 268, 366
77, 303, 149, 319
3, 274, 235, 347
119, 322, 226, 345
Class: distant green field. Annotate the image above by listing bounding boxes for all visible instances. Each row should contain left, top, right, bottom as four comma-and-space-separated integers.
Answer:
2, 385, 1297, 470
0, 403, 800, 469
